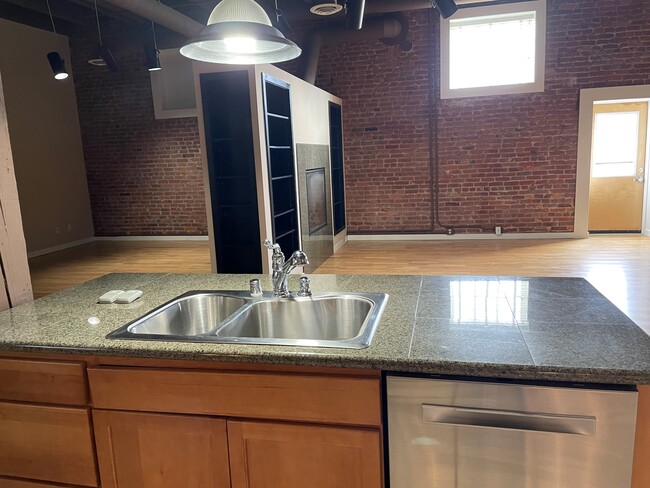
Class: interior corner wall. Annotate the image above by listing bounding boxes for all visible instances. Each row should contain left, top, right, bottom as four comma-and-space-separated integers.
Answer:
69, 24, 207, 237
0, 18, 94, 253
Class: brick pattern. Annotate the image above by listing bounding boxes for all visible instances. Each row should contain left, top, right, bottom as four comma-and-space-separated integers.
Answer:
70, 24, 207, 236
70, 0, 650, 236
293, 0, 650, 234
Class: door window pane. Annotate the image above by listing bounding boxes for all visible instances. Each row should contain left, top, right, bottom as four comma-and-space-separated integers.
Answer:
591, 111, 639, 178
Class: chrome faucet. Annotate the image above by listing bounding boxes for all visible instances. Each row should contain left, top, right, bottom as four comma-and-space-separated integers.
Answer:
264, 239, 309, 297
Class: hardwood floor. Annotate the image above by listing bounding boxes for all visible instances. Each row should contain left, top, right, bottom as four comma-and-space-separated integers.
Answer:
28, 235, 650, 334
316, 235, 650, 334
28, 240, 212, 299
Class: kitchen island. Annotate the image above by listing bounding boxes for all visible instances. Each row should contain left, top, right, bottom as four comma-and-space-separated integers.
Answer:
0, 273, 648, 488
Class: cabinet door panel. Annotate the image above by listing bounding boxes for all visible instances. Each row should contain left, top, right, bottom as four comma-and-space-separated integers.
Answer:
228, 421, 382, 488
93, 410, 230, 488
0, 402, 97, 486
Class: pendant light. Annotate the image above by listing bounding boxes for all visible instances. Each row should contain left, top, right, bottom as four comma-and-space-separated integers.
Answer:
45, 0, 68, 80
88, 0, 120, 72
180, 0, 301, 65
145, 20, 162, 71
433, 0, 458, 19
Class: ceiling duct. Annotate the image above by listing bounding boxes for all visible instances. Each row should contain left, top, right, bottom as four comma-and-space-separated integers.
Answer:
102, 0, 203, 38
300, 13, 408, 84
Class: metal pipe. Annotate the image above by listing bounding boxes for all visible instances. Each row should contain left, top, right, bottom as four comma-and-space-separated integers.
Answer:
102, 0, 203, 38
346, 0, 366, 30
300, 14, 405, 84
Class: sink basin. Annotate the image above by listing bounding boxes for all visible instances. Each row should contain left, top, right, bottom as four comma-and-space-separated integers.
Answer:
215, 294, 384, 348
107, 290, 388, 349
107, 292, 247, 338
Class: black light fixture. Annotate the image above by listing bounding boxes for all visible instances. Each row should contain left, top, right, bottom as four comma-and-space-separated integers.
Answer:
88, 0, 120, 72
47, 52, 68, 80
145, 20, 161, 71
180, 0, 301, 65
45, 0, 68, 80
433, 0, 458, 19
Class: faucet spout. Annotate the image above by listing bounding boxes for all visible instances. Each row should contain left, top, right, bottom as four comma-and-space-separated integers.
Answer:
264, 240, 309, 297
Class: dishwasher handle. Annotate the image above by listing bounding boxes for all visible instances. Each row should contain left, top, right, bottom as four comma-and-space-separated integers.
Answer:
422, 404, 596, 436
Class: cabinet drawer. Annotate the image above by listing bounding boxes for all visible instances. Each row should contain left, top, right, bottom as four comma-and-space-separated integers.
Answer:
0, 358, 87, 405
0, 402, 98, 487
88, 367, 381, 427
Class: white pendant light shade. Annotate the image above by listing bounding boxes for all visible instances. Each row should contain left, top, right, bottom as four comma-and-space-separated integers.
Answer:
180, 0, 301, 64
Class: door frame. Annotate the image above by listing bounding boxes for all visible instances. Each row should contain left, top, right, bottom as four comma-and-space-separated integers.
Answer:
576, 84, 650, 237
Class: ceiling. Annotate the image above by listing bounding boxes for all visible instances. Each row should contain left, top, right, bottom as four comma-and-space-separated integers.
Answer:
0, 0, 341, 35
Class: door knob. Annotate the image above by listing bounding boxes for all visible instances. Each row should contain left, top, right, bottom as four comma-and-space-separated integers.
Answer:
634, 176, 645, 183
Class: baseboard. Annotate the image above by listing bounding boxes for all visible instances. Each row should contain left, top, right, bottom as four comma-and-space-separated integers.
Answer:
27, 237, 95, 258
333, 229, 348, 252
348, 232, 580, 241
94, 236, 209, 241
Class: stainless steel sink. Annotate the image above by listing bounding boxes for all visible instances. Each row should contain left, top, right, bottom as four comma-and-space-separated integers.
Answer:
111, 293, 247, 337
107, 290, 388, 349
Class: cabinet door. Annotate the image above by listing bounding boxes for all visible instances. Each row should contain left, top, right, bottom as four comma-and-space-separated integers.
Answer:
0, 402, 97, 486
93, 410, 230, 488
228, 421, 382, 488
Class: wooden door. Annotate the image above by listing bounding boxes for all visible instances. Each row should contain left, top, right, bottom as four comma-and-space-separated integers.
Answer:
588, 102, 648, 232
93, 410, 230, 488
228, 421, 382, 488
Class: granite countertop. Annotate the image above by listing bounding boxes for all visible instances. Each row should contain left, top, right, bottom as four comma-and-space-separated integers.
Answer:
0, 273, 648, 384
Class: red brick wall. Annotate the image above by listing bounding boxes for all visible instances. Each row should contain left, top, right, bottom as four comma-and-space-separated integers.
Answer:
70, 0, 650, 236
70, 25, 207, 236
301, 0, 650, 234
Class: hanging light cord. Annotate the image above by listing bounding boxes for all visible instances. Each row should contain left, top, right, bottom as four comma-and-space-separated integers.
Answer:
151, 20, 158, 50
45, 0, 57, 35
93, 0, 103, 45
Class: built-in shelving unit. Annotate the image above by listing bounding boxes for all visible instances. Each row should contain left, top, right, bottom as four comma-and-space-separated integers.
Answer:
329, 102, 346, 234
200, 71, 262, 273
262, 75, 300, 255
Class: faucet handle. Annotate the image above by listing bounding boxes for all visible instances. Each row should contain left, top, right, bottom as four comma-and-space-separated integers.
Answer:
297, 276, 312, 297
264, 239, 280, 251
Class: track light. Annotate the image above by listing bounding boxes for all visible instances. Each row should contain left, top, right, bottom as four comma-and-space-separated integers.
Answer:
145, 20, 161, 71
145, 44, 161, 71
47, 52, 68, 80
180, 0, 301, 65
433, 0, 458, 19
45, 0, 68, 80
88, 0, 120, 72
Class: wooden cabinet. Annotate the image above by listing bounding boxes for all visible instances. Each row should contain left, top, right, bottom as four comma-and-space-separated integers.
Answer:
0, 402, 97, 486
93, 410, 230, 488
228, 421, 382, 488
0, 357, 96, 487
88, 365, 383, 488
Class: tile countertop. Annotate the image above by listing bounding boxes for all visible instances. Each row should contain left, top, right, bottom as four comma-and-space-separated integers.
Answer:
0, 273, 648, 385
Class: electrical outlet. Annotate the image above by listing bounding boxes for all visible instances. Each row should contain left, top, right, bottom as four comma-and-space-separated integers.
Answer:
67, 223, 72, 232
495, 226, 502, 235
55, 226, 61, 235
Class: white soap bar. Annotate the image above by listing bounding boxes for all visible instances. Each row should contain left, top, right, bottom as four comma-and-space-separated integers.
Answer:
115, 290, 143, 304
99, 290, 124, 304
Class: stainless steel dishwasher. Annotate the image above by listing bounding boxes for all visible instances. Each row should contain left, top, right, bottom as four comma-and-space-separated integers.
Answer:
387, 376, 638, 488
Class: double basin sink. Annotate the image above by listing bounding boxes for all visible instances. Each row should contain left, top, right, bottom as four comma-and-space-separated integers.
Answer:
107, 291, 389, 349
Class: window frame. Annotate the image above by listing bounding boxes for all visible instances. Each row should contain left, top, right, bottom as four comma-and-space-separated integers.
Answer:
440, 0, 547, 99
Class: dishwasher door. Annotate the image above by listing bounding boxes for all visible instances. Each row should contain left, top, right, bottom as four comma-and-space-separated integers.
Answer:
387, 376, 638, 488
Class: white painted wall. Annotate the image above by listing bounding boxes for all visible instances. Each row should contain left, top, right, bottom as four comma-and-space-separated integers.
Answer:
0, 19, 94, 254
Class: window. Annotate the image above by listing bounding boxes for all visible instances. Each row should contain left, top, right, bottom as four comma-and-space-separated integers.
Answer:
591, 111, 640, 178
440, 0, 546, 99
